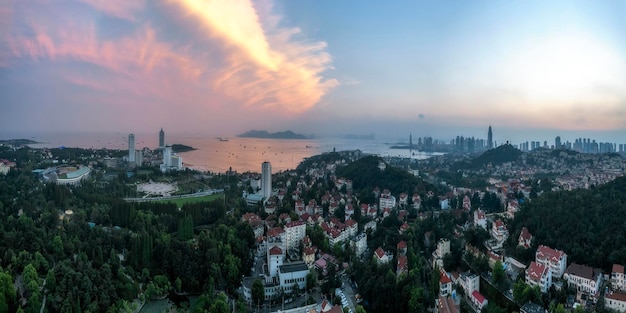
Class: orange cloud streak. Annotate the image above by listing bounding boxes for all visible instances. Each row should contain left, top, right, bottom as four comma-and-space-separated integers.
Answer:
175, 0, 338, 113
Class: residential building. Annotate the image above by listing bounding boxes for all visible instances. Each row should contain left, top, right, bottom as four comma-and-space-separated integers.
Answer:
491, 219, 508, 242
397, 255, 408, 279
433, 238, 450, 268
439, 270, 452, 297
471, 290, 488, 312
351, 233, 367, 257
458, 272, 480, 296
518, 227, 532, 248
284, 220, 306, 251
474, 209, 487, 229
605, 290, 626, 313
374, 247, 390, 264
613, 264, 626, 291
564, 263, 602, 302
535, 245, 568, 278
436, 295, 459, 313
526, 261, 552, 293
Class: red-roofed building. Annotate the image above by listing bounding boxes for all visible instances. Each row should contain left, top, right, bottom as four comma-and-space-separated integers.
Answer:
471, 290, 488, 311
612, 264, 626, 291
397, 255, 408, 279
437, 295, 459, 313
399, 222, 409, 234
526, 261, 552, 293
518, 227, 532, 248
397, 240, 407, 256
536, 245, 568, 278
440, 270, 452, 297
374, 247, 389, 264
491, 219, 508, 242
604, 290, 626, 312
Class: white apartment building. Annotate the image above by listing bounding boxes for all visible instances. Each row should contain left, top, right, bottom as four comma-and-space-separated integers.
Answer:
613, 264, 626, 291
284, 220, 306, 251
526, 261, 552, 293
535, 245, 568, 278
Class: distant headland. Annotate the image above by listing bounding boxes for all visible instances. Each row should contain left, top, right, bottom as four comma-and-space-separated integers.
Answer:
238, 130, 308, 140
0, 139, 38, 147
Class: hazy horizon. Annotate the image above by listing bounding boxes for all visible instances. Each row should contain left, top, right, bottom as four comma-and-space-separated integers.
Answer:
2, 1, 625, 144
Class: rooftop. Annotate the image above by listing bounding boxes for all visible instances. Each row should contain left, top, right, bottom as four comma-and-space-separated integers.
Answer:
279, 261, 308, 274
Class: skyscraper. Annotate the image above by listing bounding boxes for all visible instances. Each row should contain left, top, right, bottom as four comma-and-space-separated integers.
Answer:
262, 161, 272, 201
555, 136, 561, 149
487, 126, 493, 149
128, 134, 135, 163
159, 128, 165, 148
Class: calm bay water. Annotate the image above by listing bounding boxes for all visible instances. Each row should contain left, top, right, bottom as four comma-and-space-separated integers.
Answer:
14, 132, 441, 173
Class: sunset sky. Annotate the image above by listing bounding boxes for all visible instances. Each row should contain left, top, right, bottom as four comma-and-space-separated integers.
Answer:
1, 0, 625, 144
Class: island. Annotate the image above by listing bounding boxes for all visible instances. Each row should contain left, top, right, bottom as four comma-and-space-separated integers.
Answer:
0, 138, 39, 147
171, 144, 196, 153
237, 130, 308, 139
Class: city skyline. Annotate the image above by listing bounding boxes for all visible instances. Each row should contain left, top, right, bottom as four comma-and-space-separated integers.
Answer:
1, 1, 625, 143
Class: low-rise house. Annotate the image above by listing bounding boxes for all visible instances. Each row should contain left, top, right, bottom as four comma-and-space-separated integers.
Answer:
439, 270, 452, 297
374, 247, 390, 264
526, 261, 552, 293
604, 290, 626, 312
564, 263, 603, 303
397, 255, 408, 279
471, 290, 488, 312
436, 295, 459, 313
518, 227, 532, 248
474, 209, 487, 230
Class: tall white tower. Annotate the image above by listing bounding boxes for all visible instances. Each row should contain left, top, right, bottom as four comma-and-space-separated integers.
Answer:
128, 134, 135, 163
262, 161, 272, 200
164, 145, 172, 168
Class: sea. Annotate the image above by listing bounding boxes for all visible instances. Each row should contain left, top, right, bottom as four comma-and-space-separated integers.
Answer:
13, 132, 442, 173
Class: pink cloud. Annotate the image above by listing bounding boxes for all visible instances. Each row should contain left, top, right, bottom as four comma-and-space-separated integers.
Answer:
78, 0, 147, 21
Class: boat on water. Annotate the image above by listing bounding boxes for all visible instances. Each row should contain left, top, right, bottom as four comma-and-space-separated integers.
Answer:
216, 137, 229, 142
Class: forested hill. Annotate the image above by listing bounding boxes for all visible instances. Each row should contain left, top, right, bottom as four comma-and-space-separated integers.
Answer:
335, 155, 439, 201
455, 144, 522, 169
510, 176, 626, 270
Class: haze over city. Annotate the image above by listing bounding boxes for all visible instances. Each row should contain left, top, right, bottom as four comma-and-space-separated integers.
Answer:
1, 0, 625, 143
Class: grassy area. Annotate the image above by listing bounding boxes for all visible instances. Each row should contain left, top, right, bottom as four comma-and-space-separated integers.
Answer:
153, 194, 222, 207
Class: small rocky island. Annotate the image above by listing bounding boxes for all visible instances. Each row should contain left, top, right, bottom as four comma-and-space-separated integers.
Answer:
171, 144, 196, 153
238, 130, 308, 139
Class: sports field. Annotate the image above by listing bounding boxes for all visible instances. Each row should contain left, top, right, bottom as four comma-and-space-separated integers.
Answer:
153, 194, 222, 207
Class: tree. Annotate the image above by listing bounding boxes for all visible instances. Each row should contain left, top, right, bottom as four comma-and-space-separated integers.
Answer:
252, 278, 265, 306
492, 260, 507, 290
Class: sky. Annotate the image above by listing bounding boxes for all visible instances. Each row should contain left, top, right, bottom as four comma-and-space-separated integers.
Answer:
1, 0, 626, 144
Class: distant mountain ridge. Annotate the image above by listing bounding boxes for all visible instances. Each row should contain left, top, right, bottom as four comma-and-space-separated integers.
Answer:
238, 130, 308, 139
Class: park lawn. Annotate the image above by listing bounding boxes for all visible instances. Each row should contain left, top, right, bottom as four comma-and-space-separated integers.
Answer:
154, 194, 222, 207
